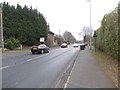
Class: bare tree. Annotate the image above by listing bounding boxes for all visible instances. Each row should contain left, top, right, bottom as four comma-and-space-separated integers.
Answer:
79, 26, 92, 43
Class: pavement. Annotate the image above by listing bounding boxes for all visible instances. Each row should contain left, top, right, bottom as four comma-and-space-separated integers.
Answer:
65, 47, 117, 88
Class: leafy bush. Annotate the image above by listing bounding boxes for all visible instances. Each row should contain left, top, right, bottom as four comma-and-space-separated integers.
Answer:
5, 37, 20, 50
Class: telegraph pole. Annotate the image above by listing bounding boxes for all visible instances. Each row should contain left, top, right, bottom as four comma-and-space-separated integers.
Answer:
0, 3, 4, 52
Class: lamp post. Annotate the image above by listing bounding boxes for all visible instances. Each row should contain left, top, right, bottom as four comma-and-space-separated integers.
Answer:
87, 0, 93, 50
0, 3, 4, 52
89, 0, 92, 50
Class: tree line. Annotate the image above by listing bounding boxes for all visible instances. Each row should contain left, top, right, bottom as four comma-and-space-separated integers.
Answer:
96, 8, 118, 58
3, 2, 48, 46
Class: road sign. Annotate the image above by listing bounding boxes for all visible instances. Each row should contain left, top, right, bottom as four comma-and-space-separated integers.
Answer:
40, 37, 45, 42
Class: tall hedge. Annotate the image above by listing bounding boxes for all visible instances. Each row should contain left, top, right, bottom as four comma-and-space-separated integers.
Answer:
118, 3, 120, 60
96, 8, 118, 58
3, 2, 48, 46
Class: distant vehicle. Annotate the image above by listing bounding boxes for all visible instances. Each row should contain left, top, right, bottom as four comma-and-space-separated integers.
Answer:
31, 44, 49, 54
61, 43, 67, 48
80, 43, 86, 50
73, 43, 79, 47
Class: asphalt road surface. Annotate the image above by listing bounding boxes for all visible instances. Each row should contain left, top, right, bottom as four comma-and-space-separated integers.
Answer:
2, 45, 79, 88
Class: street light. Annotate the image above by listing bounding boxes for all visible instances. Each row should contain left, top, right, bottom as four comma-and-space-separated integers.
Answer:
87, 0, 93, 50
0, 3, 4, 52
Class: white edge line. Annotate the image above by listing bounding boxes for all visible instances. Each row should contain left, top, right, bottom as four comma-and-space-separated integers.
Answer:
64, 75, 71, 88
63, 51, 79, 88
64, 63, 75, 88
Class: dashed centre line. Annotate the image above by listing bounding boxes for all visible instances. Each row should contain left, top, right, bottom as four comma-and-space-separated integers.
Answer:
1, 47, 73, 70
1, 53, 49, 70
0, 66, 10, 70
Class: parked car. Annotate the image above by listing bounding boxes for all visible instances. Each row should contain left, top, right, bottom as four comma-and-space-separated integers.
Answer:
31, 44, 49, 54
73, 43, 79, 47
61, 43, 68, 48
80, 43, 86, 50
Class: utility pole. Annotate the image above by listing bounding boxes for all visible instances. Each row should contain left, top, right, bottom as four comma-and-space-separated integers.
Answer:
0, 3, 4, 52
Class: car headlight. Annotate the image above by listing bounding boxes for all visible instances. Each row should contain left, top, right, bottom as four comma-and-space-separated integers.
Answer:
38, 46, 41, 49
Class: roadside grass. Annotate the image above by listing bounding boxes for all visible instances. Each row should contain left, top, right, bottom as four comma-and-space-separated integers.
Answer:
91, 50, 118, 87
4, 45, 60, 52
4, 46, 31, 52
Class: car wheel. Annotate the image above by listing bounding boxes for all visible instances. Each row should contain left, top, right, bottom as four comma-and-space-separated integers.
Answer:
32, 51, 35, 54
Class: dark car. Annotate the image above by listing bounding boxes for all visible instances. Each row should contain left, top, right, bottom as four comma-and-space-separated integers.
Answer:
80, 43, 85, 50
61, 43, 67, 48
31, 44, 49, 54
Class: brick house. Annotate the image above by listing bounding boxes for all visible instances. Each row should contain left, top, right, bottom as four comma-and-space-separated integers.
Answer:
46, 31, 56, 47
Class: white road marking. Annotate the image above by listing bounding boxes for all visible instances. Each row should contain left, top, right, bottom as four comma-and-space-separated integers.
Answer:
26, 59, 32, 62
64, 74, 71, 88
0, 66, 10, 70
1, 47, 70, 70
63, 50, 79, 88
26, 53, 49, 62
1, 53, 49, 70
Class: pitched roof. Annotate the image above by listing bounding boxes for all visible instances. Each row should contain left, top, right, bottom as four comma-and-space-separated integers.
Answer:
48, 31, 54, 35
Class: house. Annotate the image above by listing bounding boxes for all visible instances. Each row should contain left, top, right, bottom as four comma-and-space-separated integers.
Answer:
46, 31, 56, 47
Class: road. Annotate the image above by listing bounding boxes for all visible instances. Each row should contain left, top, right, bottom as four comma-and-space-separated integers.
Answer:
2, 45, 79, 88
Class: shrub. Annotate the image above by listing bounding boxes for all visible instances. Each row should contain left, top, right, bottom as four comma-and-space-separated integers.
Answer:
5, 37, 20, 50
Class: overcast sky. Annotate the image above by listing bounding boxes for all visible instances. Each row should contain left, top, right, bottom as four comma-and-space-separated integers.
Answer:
2, 0, 119, 40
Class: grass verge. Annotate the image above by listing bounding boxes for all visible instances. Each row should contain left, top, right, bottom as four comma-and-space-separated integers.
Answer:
91, 50, 118, 87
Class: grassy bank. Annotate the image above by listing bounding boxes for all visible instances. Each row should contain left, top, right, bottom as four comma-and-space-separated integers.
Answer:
4, 46, 31, 52
91, 50, 118, 87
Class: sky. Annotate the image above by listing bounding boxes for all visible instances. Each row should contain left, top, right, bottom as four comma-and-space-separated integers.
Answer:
2, 0, 119, 40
